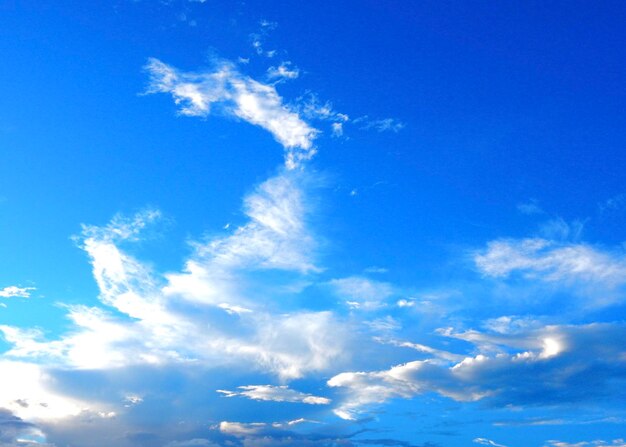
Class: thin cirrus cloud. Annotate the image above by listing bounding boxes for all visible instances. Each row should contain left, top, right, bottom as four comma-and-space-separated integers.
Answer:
144, 58, 318, 170
217, 384, 331, 405
328, 276, 394, 310
474, 237, 626, 306
544, 441, 626, 447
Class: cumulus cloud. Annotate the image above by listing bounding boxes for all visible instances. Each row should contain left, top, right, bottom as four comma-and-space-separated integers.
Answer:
0, 286, 35, 299
217, 385, 330, 405
145, 58, 318, 169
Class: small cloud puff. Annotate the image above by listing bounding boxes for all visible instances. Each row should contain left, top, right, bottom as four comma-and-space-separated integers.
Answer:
0, 286, 35, 299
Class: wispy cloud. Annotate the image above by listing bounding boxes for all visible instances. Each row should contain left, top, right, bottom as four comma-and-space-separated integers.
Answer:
217, 385, 330, 404
267, 62, 300, 81
474, 438, 508, 447
475, 238, 626, 294
353, 116, 405, 133
544, 441, 626, 447
145, 58, 318, 169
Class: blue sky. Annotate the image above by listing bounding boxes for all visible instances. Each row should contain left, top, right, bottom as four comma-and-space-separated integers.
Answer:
2, 1, 626, 446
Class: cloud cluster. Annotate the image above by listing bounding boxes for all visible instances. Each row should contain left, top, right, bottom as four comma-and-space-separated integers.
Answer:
328, 322, 626, 419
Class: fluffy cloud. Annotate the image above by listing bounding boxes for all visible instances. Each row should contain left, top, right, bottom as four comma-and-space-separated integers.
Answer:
217, 385, 330, 405
544, 441, 626, 447
145, 58, 318, 169
0, 286, 35, 299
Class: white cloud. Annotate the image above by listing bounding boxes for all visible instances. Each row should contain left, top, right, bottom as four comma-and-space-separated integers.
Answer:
328, 322, 626, 419
354, 116, 405, 133
475, 238, 626, 291
0, 286, 35, 299
219, 421, 267, 436
217, 385, 330, 404
0, 361, 107, 422
474, 438, 508, 447
267, 62, 300, 81
331, 122, 343, 137
145, 58, 318, 169
544, 441, 626, 447
328, 276, 393, 310
0, 175, 347, 381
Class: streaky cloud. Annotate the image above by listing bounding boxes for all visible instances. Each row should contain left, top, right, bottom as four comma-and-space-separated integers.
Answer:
144, 58, 318, 169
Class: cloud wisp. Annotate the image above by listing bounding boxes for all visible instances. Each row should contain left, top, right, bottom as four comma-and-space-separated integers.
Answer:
145, 58, 318, 169
217, 384, 330, 405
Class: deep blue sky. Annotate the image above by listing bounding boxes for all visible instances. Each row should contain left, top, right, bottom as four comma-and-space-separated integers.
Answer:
1, 2, 626, 447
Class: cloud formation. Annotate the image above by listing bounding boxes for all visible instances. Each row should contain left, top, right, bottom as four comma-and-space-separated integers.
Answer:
217, 385, 330, 405
145, 58, 318, 169
0, 286, 35, 299
328, 322, 626, 419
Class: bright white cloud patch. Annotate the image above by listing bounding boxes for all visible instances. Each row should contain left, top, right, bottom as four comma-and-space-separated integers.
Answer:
0, 173, 347, 380
145, 58, 318, 169
0, 361, 105, 422
0, 286, 35, 299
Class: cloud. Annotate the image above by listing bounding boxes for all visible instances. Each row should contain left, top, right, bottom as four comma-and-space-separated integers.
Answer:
474, 238, 626, 300
353, 117, 405, 133
145, 58, 318, 169
217, 385, 330, 405
0, 286, 35, 299
0, 408, 53, 447
328, 276, 394, 310
328, 322, 626, 419
0, 361, 110, 422
267, 62, 300, 81
474, 438, 507, 447
544, 441, 626, 447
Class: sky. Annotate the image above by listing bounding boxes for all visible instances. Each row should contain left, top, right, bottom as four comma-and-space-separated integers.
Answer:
2, 1, 626, 446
